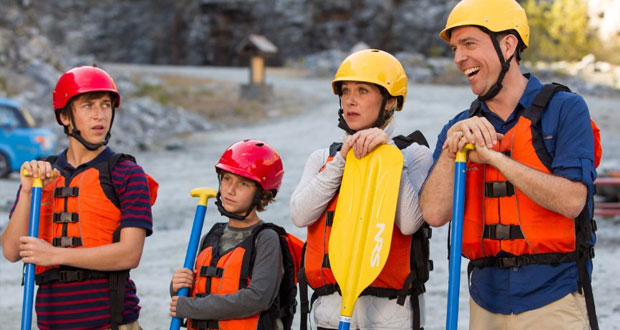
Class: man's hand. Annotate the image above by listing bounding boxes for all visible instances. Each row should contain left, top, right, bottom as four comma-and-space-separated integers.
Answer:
443, 117, 503, 159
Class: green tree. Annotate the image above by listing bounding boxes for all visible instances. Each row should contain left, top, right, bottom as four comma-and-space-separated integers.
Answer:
523, 0, 600, 62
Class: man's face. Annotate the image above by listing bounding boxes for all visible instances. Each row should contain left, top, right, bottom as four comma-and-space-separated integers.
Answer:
449, 26, 502, 97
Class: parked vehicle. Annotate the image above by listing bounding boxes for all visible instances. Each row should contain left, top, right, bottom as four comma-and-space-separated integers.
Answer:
0, 98, 57, 177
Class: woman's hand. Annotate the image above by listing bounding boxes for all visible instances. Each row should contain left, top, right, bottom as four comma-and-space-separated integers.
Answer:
341, 127, 389, 159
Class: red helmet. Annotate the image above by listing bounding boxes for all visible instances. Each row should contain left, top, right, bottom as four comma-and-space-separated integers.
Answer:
52, 66, 120, 124
215, 139, 284, 195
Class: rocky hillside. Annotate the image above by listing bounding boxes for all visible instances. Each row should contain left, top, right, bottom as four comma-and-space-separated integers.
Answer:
1, 0, 619, 151
0, 1, 210, 151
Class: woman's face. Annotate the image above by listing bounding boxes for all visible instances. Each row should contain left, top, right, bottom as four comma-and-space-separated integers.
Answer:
340, 81, 386, 131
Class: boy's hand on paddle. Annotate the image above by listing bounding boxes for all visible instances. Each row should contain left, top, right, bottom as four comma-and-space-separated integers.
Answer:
19, 236, 58, 266
170, 296, 180, 317
171, 268, 194, 292
20, 160, 59, 192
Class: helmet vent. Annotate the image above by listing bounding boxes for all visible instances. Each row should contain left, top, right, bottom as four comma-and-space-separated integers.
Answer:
256, 143, 264, 147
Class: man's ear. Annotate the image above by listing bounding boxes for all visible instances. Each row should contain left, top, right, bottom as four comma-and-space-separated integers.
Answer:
501, 34, 519, 60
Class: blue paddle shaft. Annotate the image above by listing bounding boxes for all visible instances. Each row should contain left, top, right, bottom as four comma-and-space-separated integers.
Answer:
21, 185, 42, 330
447, 161, 467, 330
338, 317, 351, 330
169, 203, 207, 330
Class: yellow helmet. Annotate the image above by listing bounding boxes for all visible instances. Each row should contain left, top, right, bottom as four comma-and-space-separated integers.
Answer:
332, 49, 407, 110
439, 0, 529, 48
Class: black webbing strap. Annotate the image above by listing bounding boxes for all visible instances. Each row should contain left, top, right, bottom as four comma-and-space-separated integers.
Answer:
484, 181, 515, 197
575, 205, 599, 330
483, 224, 524, 240
109, 270, 129, 330
199, 265, 224, 278
190, 319, 220, 329
35, 267, 108, 285
470, 251, 578, 269
298, 267, 309, 330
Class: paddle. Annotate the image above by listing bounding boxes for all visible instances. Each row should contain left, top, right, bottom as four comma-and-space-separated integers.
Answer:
446, 144, 474, 330
20, 169, 53, 330
329, 144, 404, 330
169, 187, 218, 330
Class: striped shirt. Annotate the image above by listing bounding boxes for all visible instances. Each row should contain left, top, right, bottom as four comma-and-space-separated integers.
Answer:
9, 147, 153, 329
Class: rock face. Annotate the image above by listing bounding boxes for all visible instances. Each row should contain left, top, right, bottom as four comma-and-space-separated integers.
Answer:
23, 0, 459, 66
0, 1, 210, 151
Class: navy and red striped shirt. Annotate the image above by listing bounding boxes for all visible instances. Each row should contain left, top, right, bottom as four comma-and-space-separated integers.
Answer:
9, 147, 153, 329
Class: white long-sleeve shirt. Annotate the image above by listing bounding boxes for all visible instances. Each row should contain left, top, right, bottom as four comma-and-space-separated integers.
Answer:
289, 122, 433, 329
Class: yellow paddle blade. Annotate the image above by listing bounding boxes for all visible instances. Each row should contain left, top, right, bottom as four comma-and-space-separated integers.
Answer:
329, 144, 404, 317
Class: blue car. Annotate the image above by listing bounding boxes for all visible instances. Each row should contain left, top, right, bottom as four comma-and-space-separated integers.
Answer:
0, 98, 57, 178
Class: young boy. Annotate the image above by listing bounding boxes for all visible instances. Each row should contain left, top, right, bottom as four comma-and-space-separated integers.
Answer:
1, 66, 156, 330
170, 139, 298, 330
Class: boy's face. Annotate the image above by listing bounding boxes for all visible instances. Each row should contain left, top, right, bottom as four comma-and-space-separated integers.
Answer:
219, 171, 259, 215
61, 93, 113, 144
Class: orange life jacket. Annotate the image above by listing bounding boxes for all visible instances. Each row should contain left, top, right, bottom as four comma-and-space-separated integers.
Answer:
188, 223, 302, 330
462, 82, 600, 328
299, 133, 433, 330
462, 83, 599, 267
33, 153, 158, 329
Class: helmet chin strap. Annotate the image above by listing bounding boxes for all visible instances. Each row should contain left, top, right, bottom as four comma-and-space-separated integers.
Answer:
66, 108, 115, 151
477, 29, 515, 102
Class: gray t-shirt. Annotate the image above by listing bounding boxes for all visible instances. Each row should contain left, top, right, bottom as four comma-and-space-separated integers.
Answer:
175, 220, 284, 324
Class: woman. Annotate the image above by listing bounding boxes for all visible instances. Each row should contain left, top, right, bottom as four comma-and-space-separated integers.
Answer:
290, 49, 433, 330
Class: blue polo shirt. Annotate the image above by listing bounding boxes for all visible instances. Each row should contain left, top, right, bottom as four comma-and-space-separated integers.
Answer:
432, 74, 597, 314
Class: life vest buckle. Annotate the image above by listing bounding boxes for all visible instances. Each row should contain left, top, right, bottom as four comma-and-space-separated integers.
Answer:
52, 236, 82, 247
496, 257, 519, 268
484, 181, 515, 197
58, 270, 85, 282
53, 212, 79, 223
54, 187, 79, 198
483, 224, 524, 240
199, 265, 224, 278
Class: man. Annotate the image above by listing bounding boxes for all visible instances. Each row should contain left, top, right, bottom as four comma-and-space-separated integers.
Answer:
420, 0, 599, 329
1, 66, 156, 330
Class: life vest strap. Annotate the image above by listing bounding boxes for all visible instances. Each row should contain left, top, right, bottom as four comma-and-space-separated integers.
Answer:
35, 267, 108, 285
190, 319, 219, 329
470, 251, 578, 269
199, 265, 224, 278
321, 254, 330, 268
483, 224, 524, 240
325, 210, 334, 226
52, 212, 79, 223
54, 186, 79, 198
52, 236, 82, 247
484, 181, 515, 197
